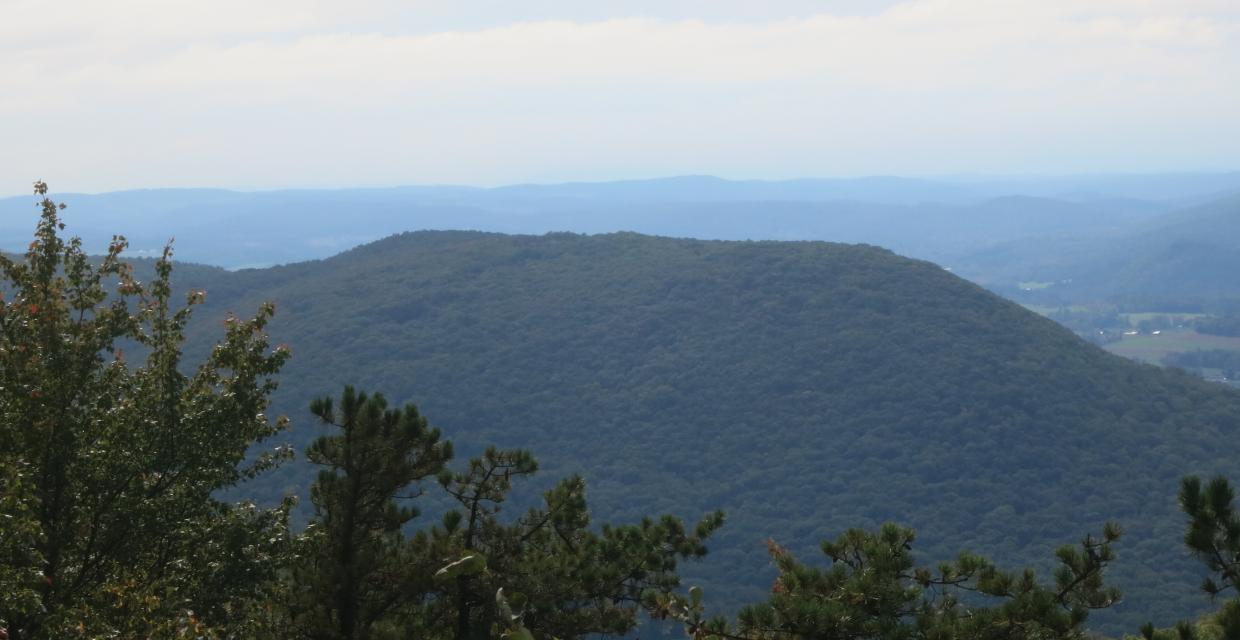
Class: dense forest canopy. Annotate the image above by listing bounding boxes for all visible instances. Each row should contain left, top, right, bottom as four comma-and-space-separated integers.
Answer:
146, 227, 1240, 632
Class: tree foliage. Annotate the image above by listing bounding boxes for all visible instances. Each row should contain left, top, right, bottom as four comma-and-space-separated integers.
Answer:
429, 446, 724, 639
649, 522, 1121, 640
288, 387, 725, 639
286, 386, 453, 640
0, 183, 293, 638
1140, 477, 1240, 640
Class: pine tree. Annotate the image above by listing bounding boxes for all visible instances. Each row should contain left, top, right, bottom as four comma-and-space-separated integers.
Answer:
430, 446, 725, 639
649, 521, 1121, 640
286, 386, 453, 640
287, 393, 724, 639
1141, 476, 1240, 640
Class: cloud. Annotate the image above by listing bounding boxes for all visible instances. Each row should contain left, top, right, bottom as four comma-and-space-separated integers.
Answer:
2, 0, 1238, 192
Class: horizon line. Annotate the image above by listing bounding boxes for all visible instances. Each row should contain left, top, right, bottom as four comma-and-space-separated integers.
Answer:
7, 170, 1240, 199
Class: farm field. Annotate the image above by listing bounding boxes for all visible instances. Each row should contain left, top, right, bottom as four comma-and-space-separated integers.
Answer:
1119, 312, 1209, 327
1103, 329, 1240, 364
1019, 304, 1090, 315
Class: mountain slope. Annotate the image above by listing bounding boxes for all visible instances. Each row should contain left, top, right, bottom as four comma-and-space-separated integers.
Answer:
174, 231, 1240, 632
956, 193, 1240, 307
1076, 194, 1240, 302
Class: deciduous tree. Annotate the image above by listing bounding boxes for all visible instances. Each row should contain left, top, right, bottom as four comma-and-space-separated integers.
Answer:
0, 183, 293, 639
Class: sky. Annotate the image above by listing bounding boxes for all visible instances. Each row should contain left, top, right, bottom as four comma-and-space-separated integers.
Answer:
3, 0, 1239, 195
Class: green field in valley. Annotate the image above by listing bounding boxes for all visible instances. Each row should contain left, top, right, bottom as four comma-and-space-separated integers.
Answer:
1118, 312, 1209, 327
1104, 329, 1240, 364
1020, 304, 1090, 315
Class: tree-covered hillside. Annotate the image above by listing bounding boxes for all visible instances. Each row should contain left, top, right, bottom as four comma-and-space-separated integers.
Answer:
170, 230, 1240, 633
959, 194, 1240, 309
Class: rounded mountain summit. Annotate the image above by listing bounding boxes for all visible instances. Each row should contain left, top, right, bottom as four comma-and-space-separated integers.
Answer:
185, 230, 1240, 632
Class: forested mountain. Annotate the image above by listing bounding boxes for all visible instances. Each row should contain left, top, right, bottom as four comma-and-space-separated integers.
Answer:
1080, 194, 1240, 304
960, 194, 1240, 308
152, 230, 1240, 633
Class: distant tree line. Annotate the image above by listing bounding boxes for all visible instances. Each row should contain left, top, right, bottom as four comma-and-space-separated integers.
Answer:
1165, 350, 1240, 380
1196, 315, 1240, 338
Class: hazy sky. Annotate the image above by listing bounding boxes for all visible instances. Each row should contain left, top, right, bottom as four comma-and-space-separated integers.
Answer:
3, 0, 1239, 194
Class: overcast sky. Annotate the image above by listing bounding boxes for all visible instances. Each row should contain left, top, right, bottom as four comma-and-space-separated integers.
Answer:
3, 0, 1239, 195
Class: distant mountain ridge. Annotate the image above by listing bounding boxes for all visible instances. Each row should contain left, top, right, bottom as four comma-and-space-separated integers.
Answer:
155, 229, 1240, 633
958, 193, 1240, 306
9, 173, 1227, 270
